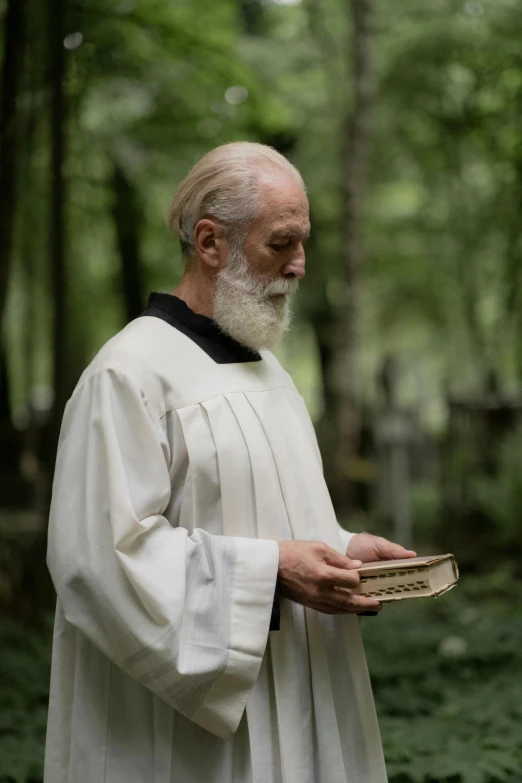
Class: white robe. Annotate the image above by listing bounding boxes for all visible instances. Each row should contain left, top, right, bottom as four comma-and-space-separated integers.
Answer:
45, 315, 387, 783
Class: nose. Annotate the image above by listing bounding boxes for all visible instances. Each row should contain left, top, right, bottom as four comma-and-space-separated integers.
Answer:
282, 252, 306, 280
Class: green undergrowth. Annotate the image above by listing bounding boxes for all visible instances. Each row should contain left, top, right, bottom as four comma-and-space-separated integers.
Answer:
1, 571, 521, 782
0, 618, 52, 783
363, 569, 522, 783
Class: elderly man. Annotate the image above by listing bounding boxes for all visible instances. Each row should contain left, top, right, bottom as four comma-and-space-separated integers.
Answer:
45, 142, 415, 783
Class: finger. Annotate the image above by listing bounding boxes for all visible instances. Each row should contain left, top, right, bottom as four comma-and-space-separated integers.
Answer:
322, 566, 360, 589
312, 598, 356, 615
313, 601, 345, 615
326, 590, 382, 613
351, 595, 383, 611
320, 546, 362, 570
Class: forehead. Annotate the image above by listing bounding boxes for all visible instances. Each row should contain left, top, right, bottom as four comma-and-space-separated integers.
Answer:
254, 175, 310, 235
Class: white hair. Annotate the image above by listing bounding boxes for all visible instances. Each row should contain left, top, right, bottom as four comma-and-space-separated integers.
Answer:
166, 141, 306, 260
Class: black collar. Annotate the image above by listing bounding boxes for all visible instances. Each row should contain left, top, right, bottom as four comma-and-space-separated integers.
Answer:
140, 292, 262, 364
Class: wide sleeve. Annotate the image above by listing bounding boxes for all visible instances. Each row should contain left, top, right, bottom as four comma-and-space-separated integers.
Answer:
47, 366, 279, 740
337, 525, 357, 554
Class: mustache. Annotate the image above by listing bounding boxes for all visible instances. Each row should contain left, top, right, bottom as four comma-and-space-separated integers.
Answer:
219, 265, 299, 298
261, 276, 299, 297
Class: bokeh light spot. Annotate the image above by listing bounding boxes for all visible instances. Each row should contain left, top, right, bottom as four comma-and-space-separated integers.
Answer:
464, 1, 483, 16
224, 86, 249, 105
63, 32, 83, 50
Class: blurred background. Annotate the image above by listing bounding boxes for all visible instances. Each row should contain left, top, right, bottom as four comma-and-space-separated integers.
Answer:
2, 0, 522, 780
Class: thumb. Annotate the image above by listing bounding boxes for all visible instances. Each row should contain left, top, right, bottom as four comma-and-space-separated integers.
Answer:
381, 541, 417, 559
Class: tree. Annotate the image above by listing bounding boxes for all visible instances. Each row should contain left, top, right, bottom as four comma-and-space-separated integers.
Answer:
0, 0, 29, 347
111, 159, 145, 323
48, 0, 70, 457
330, 0, 374, 510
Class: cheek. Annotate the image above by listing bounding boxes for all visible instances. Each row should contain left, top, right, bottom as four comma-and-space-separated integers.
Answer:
262, 255, 287, 278
262, 252, 282, 272
246, 243, 281, 274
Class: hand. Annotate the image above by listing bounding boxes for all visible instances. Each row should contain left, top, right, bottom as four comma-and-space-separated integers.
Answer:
347, 533, 416, 564
277, 540, 383, 615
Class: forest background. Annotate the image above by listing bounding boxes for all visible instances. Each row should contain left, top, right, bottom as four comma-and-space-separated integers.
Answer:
1, 0, 522, 781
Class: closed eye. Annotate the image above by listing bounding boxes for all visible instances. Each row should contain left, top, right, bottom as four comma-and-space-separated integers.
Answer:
270, 243, 290, 252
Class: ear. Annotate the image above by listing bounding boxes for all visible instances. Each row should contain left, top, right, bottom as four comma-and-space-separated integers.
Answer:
194, 218, 229, 270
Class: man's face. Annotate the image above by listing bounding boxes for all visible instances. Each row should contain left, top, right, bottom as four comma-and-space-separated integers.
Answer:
212, 174, 310, 352
243, 175, 310, 286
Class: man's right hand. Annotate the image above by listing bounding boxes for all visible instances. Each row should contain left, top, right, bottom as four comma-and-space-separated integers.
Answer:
277, 540, 382, 615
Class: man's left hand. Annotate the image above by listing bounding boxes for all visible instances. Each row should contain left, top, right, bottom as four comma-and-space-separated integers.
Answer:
347, 533, 416, 564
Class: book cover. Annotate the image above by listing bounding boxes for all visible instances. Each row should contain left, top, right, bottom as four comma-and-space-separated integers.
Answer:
356, 553, 459, 603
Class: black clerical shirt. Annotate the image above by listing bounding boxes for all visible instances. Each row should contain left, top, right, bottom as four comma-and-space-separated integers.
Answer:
142, 292, 262, 364
141, 292, 280, 631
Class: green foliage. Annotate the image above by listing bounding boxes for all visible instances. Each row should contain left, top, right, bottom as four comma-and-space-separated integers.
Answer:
0, 620, 52, 783
409, 481, 442, 548
471, 425, 522, 551
363, 571, 522, 783
7, 0, 522, 418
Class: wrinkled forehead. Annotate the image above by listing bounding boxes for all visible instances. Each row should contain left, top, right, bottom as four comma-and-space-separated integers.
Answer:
268, 220, 311, 242
255, 175, 310, 235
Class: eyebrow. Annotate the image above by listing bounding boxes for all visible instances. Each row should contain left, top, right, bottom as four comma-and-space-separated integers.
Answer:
270, 226, 311, 240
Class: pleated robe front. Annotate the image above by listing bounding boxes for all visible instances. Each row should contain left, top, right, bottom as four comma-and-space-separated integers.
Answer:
45, 316, 387, 783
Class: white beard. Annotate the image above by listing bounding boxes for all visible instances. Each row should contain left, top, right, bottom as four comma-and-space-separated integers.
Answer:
213, 248, 298, 352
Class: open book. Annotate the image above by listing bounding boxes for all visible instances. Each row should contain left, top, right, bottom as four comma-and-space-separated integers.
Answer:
356, 554, 459, 602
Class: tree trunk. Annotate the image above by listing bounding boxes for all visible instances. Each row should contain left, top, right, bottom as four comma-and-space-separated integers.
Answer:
330, 0, 373, 513
0, 0, 28, 347
307, 284, 338, 476
0, 347, 11, 424
237, 0, 264, 36
111, 160, 145, 323
48, 0, 69, 460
